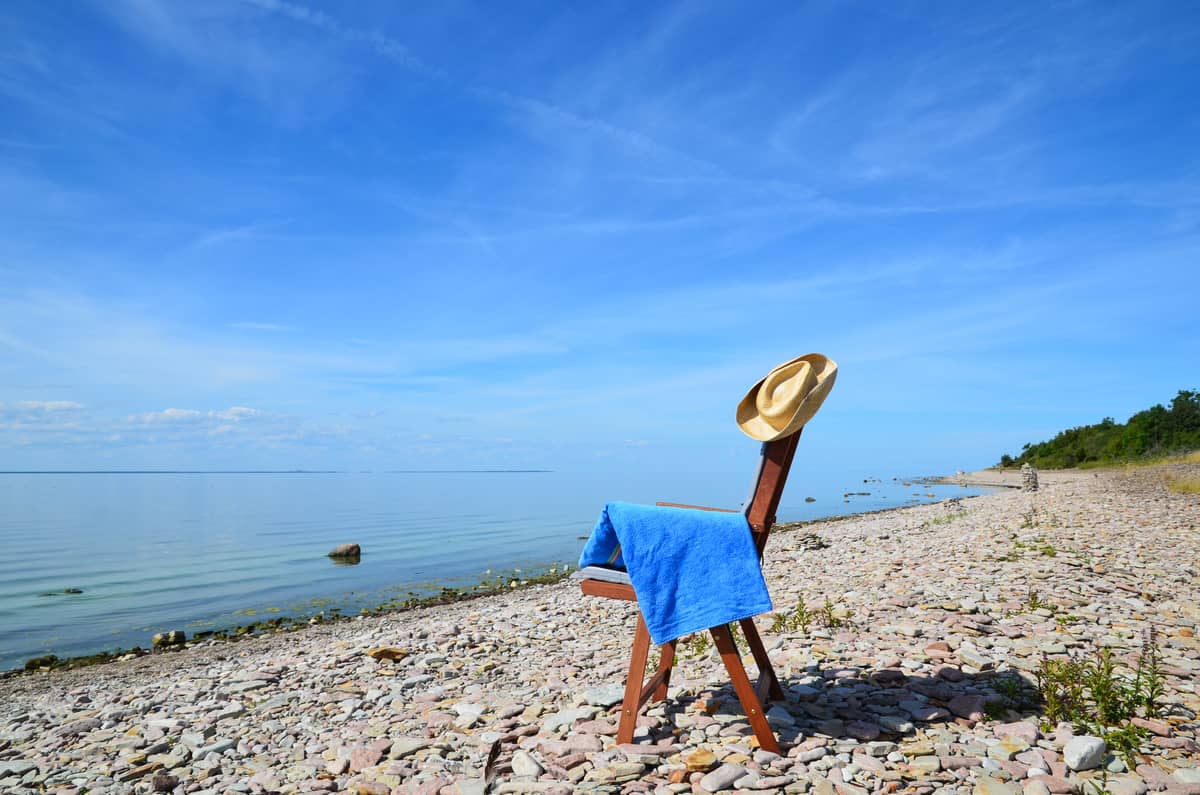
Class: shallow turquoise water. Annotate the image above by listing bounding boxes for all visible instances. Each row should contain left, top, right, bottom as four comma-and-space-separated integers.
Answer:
0, 468, 986, 670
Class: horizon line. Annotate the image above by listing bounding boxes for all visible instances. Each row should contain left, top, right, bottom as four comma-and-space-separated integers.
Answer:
0, 469, 555, 475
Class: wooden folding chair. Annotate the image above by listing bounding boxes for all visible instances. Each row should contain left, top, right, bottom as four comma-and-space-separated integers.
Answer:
576, 430, 801, 752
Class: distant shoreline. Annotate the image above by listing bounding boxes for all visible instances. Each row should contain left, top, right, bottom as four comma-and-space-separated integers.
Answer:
0, 469, 554, 475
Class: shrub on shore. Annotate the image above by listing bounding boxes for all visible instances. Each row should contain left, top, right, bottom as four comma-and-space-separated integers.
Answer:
999, 389, 1200, 469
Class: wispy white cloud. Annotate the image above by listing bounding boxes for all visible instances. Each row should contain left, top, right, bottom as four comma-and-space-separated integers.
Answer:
96, 0, 359, 125
0, 400, 87, 433
213, 406, 262, 421
129, 405, 264, 428
238, 0, 439, 77
12, 400, 85, 412
241, 0, 724, 174
132, 407, 204, 424
228, 321, 293, 332
190, 220, 290, 250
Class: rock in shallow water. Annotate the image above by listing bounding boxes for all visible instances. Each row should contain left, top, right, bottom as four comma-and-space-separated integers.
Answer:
151, 630, 186, 648
327, 542, 361, 560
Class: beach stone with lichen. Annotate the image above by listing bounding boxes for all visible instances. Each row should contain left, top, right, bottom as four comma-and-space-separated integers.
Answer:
150, 630, 186, 648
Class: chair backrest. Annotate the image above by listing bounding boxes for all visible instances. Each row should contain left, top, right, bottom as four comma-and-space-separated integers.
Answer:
741, 430, 802, 556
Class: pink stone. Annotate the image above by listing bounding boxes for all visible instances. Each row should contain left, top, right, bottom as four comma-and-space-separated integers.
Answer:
845, 720, 881, 741
995, 722, 1040, 745
999, 760, 1029, 779
853, 754, 887, 775
556, 752, 588, 769
1032, 775, 1074, 794
349, 746, 384, 773
566, 734, 603, 753
940, 756, 982, 770
936, 665, 966, 682
947, 694, 985, 721
574, 719, 618, 735
349, 779, 389, 795
1131, 718, 1171, 737
1015, 750, 1045, 768
1136, 765, 1177, 786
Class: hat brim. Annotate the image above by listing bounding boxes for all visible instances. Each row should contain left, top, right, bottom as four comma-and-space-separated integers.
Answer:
736, 354, 838, 441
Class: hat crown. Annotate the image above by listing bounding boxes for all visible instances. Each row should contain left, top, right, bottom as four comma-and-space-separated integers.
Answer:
756, 360, 816, 428
736, 353, 837, 442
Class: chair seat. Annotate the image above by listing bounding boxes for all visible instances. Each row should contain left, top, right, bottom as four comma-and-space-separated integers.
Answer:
572, 565, 632, 586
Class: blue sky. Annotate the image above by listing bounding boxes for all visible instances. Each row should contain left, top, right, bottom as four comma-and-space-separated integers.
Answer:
1, 1, 1197, 476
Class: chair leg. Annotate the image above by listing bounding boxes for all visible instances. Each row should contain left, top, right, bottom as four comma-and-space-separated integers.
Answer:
617, 614, 653, 745
709, 624, 780, 754
739, 618, 784, 701
653, 640, 677, 702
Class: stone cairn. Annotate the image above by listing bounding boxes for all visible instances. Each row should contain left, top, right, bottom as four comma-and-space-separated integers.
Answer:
1021, 462, 1039, 491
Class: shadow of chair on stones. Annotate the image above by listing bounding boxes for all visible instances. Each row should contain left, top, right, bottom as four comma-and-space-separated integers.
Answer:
586, 659, 1047, 785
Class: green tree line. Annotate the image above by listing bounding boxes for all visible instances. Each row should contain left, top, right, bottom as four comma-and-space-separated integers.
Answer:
1000, 390, 1200, 469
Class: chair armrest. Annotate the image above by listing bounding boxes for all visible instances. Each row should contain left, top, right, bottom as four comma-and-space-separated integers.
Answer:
655, 501, 738, 513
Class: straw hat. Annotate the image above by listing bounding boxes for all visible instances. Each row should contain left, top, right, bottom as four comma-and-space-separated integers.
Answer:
736, 353, 838, 441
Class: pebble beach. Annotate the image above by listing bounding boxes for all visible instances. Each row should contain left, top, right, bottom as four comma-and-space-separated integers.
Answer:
2, 464, 1198, 795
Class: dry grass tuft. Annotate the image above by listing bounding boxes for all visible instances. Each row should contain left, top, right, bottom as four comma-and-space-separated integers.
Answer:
1166, 477, 1200, 494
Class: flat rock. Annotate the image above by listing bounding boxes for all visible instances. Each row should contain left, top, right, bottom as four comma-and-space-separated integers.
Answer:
511, 749, 544, 777
388, 737, 431, 758
582, 684, 625, 707
974, 775, 1020, 795
1176, 770, 1200, 786
846, 720, 881, 741
0, 760, 38, 778
195, 738, 235, 758
1063, 736, 1106, 772
57, 716, 102, 736
948, 694, 986, 721
1023, 780, 1051, 795
766, 704, 797, 727
994, 722, 1039, 745
350, 746, 384, 772
700, 762, 747, 792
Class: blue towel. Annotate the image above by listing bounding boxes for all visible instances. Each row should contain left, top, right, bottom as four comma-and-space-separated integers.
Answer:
578, 502, 772, 645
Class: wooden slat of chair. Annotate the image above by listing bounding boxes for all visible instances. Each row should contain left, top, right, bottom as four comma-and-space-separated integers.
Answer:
578, 430, 802, 752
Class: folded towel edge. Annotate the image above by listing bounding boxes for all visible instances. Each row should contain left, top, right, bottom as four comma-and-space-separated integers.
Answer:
645, 600, 774, 646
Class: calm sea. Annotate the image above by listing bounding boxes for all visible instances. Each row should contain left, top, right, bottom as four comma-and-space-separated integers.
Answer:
0, 468, 986, 671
